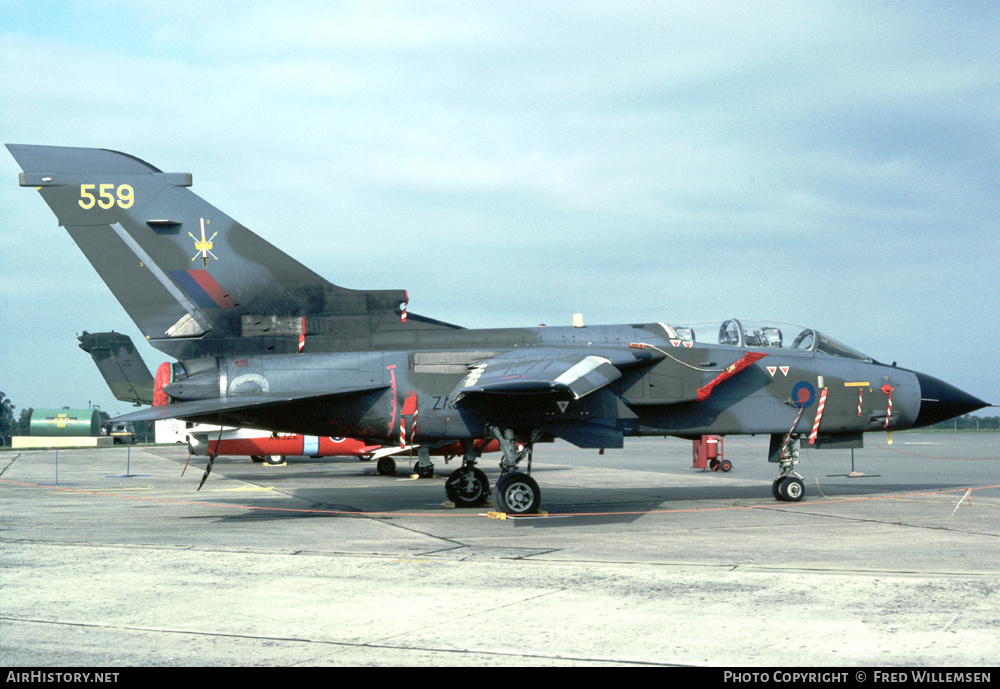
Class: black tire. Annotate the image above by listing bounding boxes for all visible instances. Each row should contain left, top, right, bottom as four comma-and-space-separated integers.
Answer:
720, 460, 732, 472
376, 457, 396, 475
492, 472, 541, 515
266, 455, 284, 465
445, 468, 490, 507
778, 476, 805, 502
772, 477, 785, 500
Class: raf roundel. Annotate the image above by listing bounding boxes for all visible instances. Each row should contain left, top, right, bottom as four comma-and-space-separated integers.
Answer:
790, 381, 816, 409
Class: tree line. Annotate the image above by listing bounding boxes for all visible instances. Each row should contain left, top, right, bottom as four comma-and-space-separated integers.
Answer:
928, 414, 999, 431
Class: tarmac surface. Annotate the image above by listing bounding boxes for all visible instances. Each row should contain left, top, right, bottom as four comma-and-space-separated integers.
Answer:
1, 432, 998, 667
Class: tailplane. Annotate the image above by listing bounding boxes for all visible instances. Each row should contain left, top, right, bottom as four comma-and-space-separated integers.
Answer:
77, 331, 155, 406
8, 144, 459, 360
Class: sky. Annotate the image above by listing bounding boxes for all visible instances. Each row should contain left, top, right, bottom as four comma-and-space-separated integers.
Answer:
1, 1, 997, 419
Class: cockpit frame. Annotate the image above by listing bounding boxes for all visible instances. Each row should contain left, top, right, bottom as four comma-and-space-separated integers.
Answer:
667, 318, 872, 362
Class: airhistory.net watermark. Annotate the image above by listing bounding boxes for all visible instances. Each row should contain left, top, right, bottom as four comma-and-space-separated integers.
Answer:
5, 673, 119, 684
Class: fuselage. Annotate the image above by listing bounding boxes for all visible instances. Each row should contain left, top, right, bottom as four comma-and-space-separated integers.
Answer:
158, 318, 969, 448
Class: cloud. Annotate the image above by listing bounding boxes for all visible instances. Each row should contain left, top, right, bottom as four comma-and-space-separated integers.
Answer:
1, 2, 997, 413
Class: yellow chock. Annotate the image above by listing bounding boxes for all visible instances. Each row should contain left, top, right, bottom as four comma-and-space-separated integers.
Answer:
486, 510, 548, 519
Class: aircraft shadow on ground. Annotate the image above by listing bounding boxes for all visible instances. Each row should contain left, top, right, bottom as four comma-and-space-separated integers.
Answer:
175, 471, 986, 527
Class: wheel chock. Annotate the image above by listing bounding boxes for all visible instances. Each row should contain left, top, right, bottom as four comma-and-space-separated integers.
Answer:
486, 510, 549, 520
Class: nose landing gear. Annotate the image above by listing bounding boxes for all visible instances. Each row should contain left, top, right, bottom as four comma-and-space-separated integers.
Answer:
773, 474, 805, 502
770, 433, 806, 503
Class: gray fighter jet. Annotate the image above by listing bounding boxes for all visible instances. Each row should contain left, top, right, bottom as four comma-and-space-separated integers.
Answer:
8, 144, 989, 513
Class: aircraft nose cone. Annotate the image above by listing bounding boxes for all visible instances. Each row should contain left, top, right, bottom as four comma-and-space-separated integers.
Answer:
913, 371, 989, 428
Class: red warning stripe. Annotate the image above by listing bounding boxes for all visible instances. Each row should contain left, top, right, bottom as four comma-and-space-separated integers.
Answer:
882, 384, 895, 428
809, 388, 828, 444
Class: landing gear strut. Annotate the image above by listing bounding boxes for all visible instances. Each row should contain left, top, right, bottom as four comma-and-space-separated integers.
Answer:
487, 426, 543, 515
771, 433, 805, 502
413, 445, 434, 478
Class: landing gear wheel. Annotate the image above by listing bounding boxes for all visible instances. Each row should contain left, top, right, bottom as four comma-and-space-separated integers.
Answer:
445, 468, 490, 507
492, 472, 541, 515
772, 477, 785, 500
265, 455, 284, 466
414, 462, 434, 479
376, 457, 396, 475
777, 476, 805, 502
720, 459, 733, 472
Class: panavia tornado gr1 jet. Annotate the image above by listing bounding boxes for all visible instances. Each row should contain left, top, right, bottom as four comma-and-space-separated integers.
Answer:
8, 144, 989, 514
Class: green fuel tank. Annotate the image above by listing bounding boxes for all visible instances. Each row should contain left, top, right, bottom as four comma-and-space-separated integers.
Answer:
29, 408, 102, 437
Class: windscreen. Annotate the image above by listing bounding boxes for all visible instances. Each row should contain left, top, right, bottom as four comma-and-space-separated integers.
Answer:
668, 319, 871, 361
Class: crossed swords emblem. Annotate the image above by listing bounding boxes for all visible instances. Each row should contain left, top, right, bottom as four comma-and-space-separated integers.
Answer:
189, 217, 217, 268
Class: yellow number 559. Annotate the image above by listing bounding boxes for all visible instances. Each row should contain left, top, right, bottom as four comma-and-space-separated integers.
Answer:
78, 184, 134, 209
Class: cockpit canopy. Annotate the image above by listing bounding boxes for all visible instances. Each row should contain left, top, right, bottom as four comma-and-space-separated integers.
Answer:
665, 319, 872, 362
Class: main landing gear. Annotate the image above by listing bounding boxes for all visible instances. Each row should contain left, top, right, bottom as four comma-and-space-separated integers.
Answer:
423, 427, 545, 514
250, 454, 285, 466
487, 426, 543, 515
412, 446, 435, 478
493, 472, 541, 514
444, 439, 491, 508
435, 430, 543, 513
772, 433, 806, 502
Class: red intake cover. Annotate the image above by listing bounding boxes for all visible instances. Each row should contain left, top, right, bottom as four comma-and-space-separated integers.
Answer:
153, 362, 171, 407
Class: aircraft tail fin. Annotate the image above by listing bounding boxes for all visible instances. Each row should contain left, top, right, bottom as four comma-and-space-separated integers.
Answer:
8, 144, 460, 360
78, 331, 155, 406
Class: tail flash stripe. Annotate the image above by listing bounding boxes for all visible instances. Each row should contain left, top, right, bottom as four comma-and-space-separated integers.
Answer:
168, 269, 237, 309
187, 270, 237, 308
